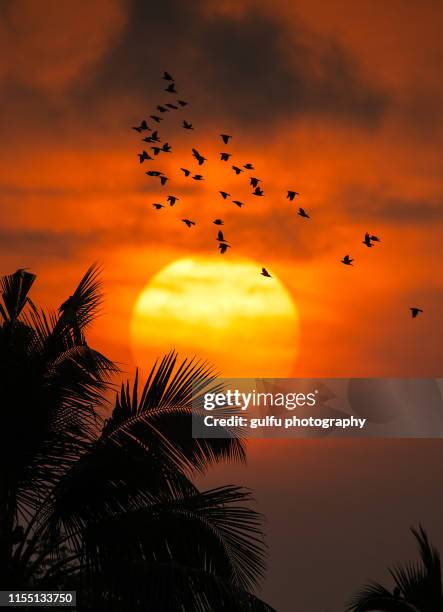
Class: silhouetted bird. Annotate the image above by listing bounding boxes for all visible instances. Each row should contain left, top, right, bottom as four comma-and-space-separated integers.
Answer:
178, 100, 188, 106
287, 190, 300, 201
244, 163, 254, 170
370, 234, 381, 242
220, 152, 231, 161
165, 82, 177, 93
362, 232, 373, 247
166, 103, 178, 110
151, 146, 162, 156
159, 176, 168, 185
182, 120, 194, 130
298, 207, 310, 219
410, 307, 423, 318
213, 219, 224, 225
162, 142, 172, 153
150, 115, 163, 123
167, 195, 179, 206
341, 255, 354, 266
192, 174, 204, 181
146, 171, 162, 176
182, 219, 195, 228
219, 191, 230, 199
250, 177, 261, 188
181, 168, 191, 177
261, 268, 271, 277
232, 200, 244, 208
152, 203, 164, 210
163, 71, 174, 81
221, 134, 231, 144
253, 186, 264, 196
138, 151, 151, 163
219, 242, 230, 254
132, 120, 149, 133
216, 230, 225, 242
192, 149, 206, 165
232, 166, 242, 175
143, 131, 160, 143
157, 105, 168, 113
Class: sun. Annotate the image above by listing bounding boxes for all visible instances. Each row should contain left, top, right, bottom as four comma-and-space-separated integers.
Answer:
130, 255, 299, 377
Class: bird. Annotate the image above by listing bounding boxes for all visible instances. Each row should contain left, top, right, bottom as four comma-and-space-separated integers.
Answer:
138, 150, 151, 163
182, 218, 195, 228
166, 103, 178, 110
232, 200, 244, 208
161, 142, 172, 153
370, 234, 381, 242
146, 170, 163, 176
163, 71, 174, 81
150, 115, 163, 123
157, 105, 168, 113
220, 152, 231, 161
167, 195, 179, 206
218, 242, 230, 254
192, 174, 204, 180
152, 203, 164, 210
341, 255, 354, 266
232, 166, 242, 175
213, 219, 224, 225
287, 190, 300, 201
362, 232, 373, 247
192, 148, 206, 165
250, 177, 261, 188
151, 146, 162, 156
252, 186, 264, 196
298, 207, 310, 219
410, 307, 423, 318
132, 120, 149, 133
243, 163, 254, 170
181, 168, 191, 177
165, 82, 177, 93
143, 131, 160, 143
216, 230, 226, 242
221, 134, 231, 144
261, 268, 272, 277
159, 176, 168, 185
219, 191, 230, 199
182, 120, 194, 130
177, 99, 188, 106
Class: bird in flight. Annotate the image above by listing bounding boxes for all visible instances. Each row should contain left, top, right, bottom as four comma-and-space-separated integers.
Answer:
213, 219, 224, 225
143, 131, 160, 143
150, 115, 163, 123
151, 146, 162, 156
362, 232, 373, 248
219, 191, 230, 200
410, 307, 423, 318
243, 163, 254, 170
253, 186, 264, 196
162, 142, 172, 153
192, 148, 206, 165
298, 207, 310, 219
159, 175, 168, 185
287, 190, 300, 201
192, 174, 204, 180
167, 195, 179, 206
146, 170, 163, 177
152, 203, 164, 210
182, 120, 194, 130
157, 105, 168, 113
341, 255, 354, 266
232, 166, 242, 175
165, 82, 177, 94
220, 152, 231, 161
182, 218, 195, 228
221, 134, 231, 144
232, 200, 244, 208
218, 242, 230, 254
216, 230, 226, 242
132, 120, 150, 133
166, 103, 178, 110
250, 177, 261, 188
138, 150, 151, 163
163, 71, 174, 81
177, 99, 188, 106
261, 268, 272, 278
181, 168, 191, 177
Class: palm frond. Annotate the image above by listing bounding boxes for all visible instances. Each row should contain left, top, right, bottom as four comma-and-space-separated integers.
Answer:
0, 269, 36, 323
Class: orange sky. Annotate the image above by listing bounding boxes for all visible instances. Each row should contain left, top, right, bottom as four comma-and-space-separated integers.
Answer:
1, 4, 443, 609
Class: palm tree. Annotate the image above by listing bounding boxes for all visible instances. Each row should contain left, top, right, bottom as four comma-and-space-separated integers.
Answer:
0, 265, 274, 611
348, 526, 442, 611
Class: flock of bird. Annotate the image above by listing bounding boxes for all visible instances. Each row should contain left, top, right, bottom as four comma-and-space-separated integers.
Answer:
131, 71, 423, 319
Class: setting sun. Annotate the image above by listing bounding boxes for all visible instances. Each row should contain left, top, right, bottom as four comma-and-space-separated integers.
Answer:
130, 256, 298, 377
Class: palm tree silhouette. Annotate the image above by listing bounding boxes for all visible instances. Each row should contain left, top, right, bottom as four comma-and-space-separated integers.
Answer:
0, 265, 274, 611
348, 526, 442, 611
